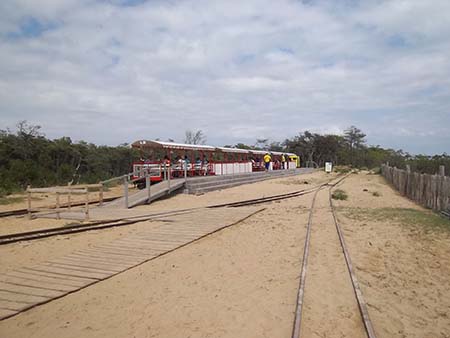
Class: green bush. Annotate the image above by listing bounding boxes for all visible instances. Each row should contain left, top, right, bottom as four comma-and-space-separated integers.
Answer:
332, 189, 348, 200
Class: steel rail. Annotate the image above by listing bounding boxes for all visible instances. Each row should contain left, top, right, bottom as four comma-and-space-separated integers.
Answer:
292, 172, 376, 338
291, 185, 322, 337
329, 185, 377, 338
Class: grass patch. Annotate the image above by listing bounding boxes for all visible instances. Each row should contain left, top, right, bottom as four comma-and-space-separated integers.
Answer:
369, 167, 381, 174
334, 166, 351, 174
332, 189, 348, 200
0, 196, 25, 205
340, 207, 450, 232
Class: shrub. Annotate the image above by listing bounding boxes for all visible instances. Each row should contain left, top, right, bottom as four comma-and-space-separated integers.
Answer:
332, 189, 348, 200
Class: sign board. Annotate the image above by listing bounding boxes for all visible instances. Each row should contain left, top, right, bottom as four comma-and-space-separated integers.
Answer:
325, 162, 333, 173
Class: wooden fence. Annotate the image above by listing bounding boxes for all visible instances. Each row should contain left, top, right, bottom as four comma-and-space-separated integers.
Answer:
381, 164, 450, 212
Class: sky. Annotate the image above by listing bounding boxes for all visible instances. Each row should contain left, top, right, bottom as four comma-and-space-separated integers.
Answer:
0, 0, 449, 154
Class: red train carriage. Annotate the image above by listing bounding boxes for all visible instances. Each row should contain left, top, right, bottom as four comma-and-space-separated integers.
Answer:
130, 140, 300, 189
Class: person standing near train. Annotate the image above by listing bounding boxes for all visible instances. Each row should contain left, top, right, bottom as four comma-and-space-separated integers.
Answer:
281, 154, 286, 169
263, 153, 271, 171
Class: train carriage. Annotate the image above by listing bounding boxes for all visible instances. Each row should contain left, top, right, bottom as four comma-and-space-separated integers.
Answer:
130, 140, 300, 188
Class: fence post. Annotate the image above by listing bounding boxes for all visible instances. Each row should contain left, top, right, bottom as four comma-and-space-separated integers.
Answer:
146, 174, 151, 202
99, 183, 104, 206
439, 165, 445, 177
406, 165, 411, 173
123, 175, 129, 209
27, 185, 32, 220
184, 162, 187, 182
85, 189, 90, 221
168, 166, 171, 192
56, 192, 61, 220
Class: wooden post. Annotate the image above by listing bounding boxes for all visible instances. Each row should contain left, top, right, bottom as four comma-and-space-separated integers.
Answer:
146, 174, 151, 202
27, 185, 32, 220
406, 165, 411, 173
168, 165, 171, 193
68, 189, 72, 211
123, 175, 129, 208
85, 190, 90, 221
99, 183, 104, 206
439, 165, 445, 177
56, 192, 60, 219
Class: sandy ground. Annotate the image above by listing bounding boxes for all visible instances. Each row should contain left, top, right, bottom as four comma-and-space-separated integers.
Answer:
334, 172, 450, 338
0, 170, 449, 337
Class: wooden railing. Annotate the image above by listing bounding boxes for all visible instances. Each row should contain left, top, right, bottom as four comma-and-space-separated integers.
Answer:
381, 164, 450, 212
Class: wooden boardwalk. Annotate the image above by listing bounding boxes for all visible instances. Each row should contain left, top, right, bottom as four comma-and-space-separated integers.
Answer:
0, 206, 263, 320
105, 178, 185, 208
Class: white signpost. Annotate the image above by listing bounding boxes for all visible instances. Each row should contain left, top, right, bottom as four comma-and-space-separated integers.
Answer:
325, 162, 333, 173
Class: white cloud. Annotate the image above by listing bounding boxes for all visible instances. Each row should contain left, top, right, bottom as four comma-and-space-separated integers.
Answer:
0, 0, 449, 154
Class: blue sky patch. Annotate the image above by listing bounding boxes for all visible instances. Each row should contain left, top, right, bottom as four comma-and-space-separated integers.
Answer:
387, 34, 408, 48
6, 16, 59, 39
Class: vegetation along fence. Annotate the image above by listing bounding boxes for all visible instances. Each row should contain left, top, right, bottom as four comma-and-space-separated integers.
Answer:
381, 164, 450, 212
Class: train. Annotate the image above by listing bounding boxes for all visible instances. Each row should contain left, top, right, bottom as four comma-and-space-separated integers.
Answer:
130, 140, 300, 189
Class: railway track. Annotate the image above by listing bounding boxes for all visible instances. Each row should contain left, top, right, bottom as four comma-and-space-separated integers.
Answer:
291, 174, 376, 338
0, 178, 337, 246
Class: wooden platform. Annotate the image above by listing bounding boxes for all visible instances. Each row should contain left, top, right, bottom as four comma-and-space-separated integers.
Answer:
105, 179, 185, 208
0, 206, 263, 320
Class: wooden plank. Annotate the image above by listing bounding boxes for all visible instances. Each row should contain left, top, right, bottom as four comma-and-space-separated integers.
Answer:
36, 263, 112, 280
0, 277, 75, 293
128, 233, 197, 241
28, 187, 87, 194
43, 260, 121, 274
82, 247, 151, 260
0, 281, 66, 298
0, 299, 31, 311
58, 256, 130, 270
69, 251, 143, 265
97, 241, 167, 251
12, 269, 94, 286
0, 308, 18, 320
91, 245, 161, 256
0, 290, 50, 303
115, 238, 185, 247
2, 274, 79, 290
25, 265, 105, 280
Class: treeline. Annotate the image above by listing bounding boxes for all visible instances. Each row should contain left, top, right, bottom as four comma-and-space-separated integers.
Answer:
1, 122, 448, 196
0, 122, 139, 195
232, 126, 450, 175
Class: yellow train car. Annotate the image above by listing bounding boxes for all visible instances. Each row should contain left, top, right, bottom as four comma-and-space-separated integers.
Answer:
288, 154, 300, 168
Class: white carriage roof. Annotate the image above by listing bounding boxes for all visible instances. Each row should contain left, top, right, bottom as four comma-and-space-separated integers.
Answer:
133, 140, 216, 151
215, 146, 251, 154
132, 140, 297, 157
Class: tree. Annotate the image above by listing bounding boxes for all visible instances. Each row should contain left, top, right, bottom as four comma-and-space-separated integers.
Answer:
254, 139, 269, 150
344, 126, 366, 166
184, 130, 206, 145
